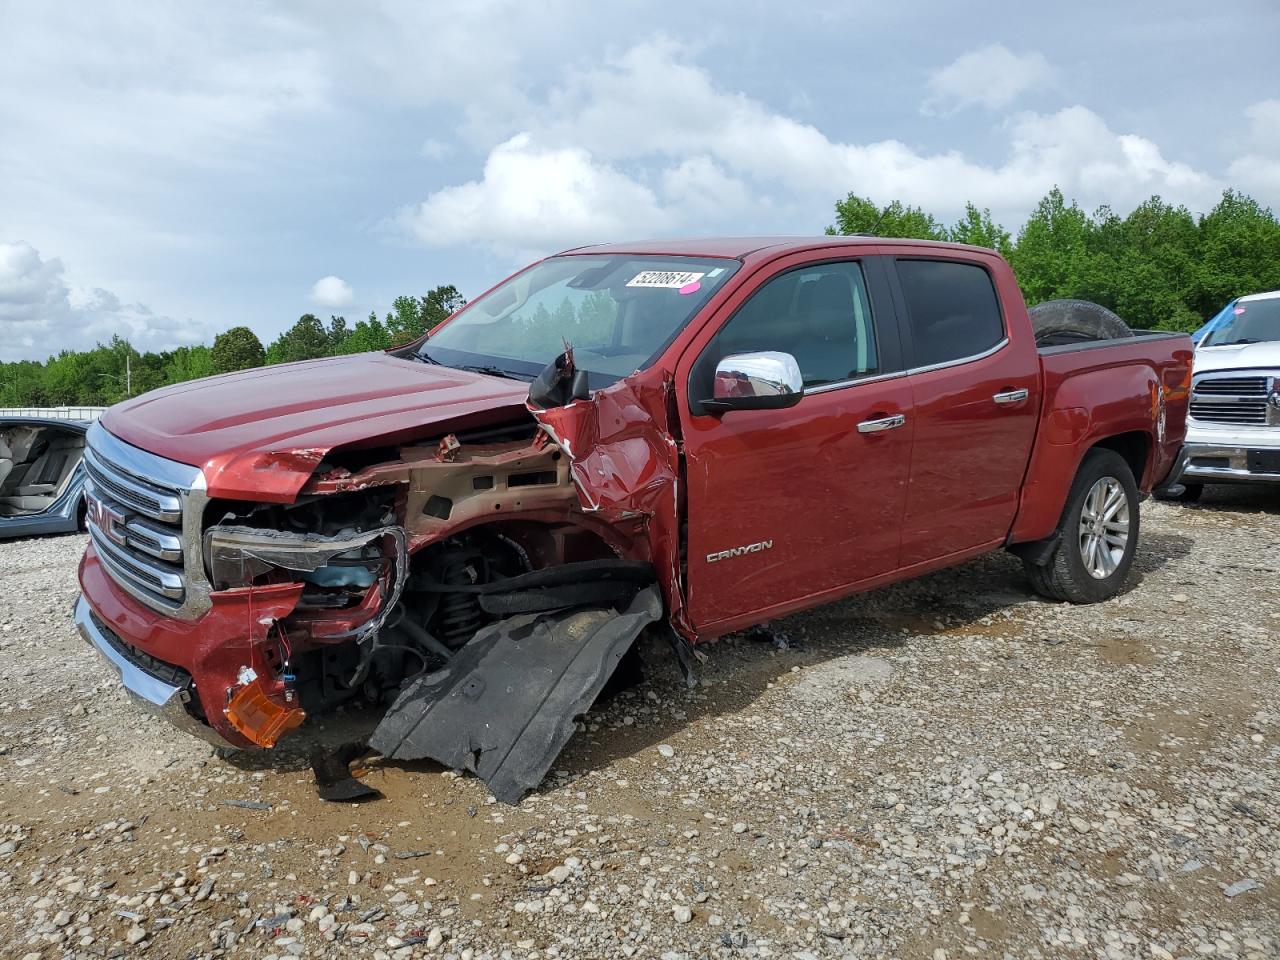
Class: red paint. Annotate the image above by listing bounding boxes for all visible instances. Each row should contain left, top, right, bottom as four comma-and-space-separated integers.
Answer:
102, 352, 529, 502
80, 237, 1191, 744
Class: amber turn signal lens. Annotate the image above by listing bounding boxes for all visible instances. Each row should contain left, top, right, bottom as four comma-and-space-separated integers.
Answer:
224, 678, 305, 748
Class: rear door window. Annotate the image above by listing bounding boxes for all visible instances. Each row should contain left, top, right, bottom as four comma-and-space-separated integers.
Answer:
896, 259, 1004, 368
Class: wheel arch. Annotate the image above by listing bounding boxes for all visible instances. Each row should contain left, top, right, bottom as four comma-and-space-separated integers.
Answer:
1089, 430, 1152, 489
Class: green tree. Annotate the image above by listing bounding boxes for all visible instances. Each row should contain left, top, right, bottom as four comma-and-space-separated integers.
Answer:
163, 345, 215, 383
1008, 187, 1095, 305
210, 326, 266, 374
267, 313, 330, 364
421, 284, 466, 332
828, 194, 947, 240
336, 314, 392, 354
948, 203, 1012, 256
1193, 190, 1280, 316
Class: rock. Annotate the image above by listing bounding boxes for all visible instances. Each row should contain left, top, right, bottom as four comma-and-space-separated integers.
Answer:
673, 905, 692, 924
1223, 878, 1261, 898
126, 926, 146, 945
1069, 816, 1091, 834
657, 744, 675, 758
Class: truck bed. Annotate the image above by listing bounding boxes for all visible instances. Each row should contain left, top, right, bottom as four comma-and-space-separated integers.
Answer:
1006, 329, 1194, 545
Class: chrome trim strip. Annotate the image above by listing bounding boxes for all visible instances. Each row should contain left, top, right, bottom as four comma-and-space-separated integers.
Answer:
74, 595, 182, 704
74, 596, 227, 746
806, 370, 905, 395
89, 525, 184, 604
85, 421, 203, 491
906, 337, 1010, 377
807, 338, 1009, 396
121, 515, 185, 563
83, 450, 182, 522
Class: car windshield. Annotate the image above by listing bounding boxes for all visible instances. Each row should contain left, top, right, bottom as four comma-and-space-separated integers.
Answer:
420, 255, 739, 385
1201, 296, 1280, 347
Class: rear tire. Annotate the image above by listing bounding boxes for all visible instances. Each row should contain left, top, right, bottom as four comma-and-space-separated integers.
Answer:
1028, 299, 1133, 346
1023, 449, 1140, 604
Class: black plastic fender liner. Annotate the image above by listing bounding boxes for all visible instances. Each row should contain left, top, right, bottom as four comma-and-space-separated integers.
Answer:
368, 584, 663, 804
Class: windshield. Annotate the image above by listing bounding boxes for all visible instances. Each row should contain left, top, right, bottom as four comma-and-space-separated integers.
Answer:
421, 255, 739, 384
1201, 296, 1280, 347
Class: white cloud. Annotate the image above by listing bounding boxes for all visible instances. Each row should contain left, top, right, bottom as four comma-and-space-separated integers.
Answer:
923, 44, 1054, 114
402, 40, 1222, 257
310, 275, 354, 308
0, 241, 211, 361
403, 134, 670, 257
1227, 100, 1280, 199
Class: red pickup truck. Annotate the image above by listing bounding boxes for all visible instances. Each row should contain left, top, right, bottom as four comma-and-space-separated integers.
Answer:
75, 237, 1191, 802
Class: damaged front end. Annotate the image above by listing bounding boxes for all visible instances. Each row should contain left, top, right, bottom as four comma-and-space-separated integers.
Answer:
94, 351, 687, 804
201, 511, 410, 747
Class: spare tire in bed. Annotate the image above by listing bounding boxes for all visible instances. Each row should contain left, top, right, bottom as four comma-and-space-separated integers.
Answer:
1028, 298, 1133, 346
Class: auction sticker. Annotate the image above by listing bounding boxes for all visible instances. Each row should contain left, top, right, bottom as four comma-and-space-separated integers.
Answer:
626, 270, 706, 289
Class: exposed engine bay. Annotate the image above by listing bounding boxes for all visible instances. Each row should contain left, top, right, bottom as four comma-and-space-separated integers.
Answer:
189, 354, 688, 803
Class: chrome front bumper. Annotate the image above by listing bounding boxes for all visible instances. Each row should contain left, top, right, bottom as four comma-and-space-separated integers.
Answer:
73, 595, 226, 746
1179, 444, 1280, 485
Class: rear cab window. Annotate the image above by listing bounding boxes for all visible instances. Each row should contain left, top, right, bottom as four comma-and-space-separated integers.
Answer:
895, 259, 1005, 369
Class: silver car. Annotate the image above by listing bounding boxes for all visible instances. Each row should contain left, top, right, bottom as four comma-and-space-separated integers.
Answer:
1162, 290, 1280, 500
0, 417, 90, 538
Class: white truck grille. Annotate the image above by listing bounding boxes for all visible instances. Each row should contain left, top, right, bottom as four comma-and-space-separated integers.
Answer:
1189, 374, 1273, 427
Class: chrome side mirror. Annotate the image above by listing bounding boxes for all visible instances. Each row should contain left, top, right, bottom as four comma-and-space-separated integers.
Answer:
703, 351, 804, 413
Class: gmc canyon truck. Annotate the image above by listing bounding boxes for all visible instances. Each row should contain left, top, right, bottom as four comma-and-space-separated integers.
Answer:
75, 237, 1191, 802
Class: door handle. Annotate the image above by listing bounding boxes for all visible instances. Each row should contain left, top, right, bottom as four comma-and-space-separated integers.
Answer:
856, 413, 906, 433
993, 388, 1029, 405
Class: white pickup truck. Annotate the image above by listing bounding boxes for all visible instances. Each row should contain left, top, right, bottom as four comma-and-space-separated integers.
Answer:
1164, 290, 1280, 500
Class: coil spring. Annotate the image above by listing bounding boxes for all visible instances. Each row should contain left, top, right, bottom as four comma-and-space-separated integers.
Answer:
438, 557, 483, 645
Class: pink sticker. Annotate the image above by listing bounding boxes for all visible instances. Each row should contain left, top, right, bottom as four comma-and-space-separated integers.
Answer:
1234, 306, 1247, 315
678, 280, 701, 295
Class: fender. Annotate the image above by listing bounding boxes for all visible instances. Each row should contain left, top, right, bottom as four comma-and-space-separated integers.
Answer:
1008, 362, 1159, 544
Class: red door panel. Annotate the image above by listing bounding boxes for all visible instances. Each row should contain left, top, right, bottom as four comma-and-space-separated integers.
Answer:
900, 348, 1038, 564
683, 377, 912, 631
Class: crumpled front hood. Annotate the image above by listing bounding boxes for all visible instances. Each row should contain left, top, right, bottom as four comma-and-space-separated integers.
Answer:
102, 353, 530, 502
1195, 340, 1280, 373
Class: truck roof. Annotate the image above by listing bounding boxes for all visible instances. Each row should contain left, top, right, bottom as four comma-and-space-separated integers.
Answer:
557, 236, 996, 260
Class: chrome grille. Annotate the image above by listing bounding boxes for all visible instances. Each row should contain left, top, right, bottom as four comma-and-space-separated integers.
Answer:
83, 422, 210, 618
1189, 373, 1275, 426
84, 451, 181, 521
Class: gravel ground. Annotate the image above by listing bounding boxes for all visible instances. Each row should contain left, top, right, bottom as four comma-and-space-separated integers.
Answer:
0, 487, 1277, 960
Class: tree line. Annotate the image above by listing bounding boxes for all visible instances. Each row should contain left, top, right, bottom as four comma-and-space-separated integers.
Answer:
829, 188, 1280, 332
0, 286, 465, 408
3, 186, 1279, 408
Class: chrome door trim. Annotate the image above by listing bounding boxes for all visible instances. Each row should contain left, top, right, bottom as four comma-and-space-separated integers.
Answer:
857, 413, 907, 433
993, 388, 1030, 404
805, 369, 906, 396
904, 337, 1009, 377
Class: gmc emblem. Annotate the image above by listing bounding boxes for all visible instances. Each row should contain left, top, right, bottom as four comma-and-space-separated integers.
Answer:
86, 494, 129, 547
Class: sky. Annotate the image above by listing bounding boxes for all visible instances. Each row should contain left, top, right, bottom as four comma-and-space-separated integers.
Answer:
1, 0, 1277, 362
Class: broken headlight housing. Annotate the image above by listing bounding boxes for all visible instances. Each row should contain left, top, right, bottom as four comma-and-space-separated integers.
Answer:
204, 525, 394, 592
